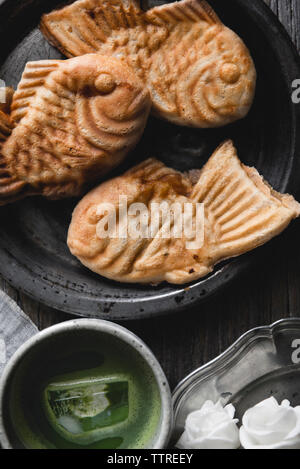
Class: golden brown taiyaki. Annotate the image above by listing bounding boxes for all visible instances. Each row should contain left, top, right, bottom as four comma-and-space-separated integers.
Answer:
0, 54, 151, 206
40, 0, 257, 128
68, 141, 300, 285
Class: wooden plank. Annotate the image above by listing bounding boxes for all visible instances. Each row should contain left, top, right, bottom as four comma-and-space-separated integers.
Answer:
265, 0, 300, 52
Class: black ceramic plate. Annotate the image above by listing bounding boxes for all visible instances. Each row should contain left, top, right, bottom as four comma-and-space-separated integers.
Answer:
0, 0, 299, 320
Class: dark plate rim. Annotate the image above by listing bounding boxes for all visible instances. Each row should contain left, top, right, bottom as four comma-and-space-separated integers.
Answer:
0, 0, 299, 320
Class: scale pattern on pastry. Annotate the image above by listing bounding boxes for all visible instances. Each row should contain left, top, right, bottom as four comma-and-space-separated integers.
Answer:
0, 54, 151, 205
40, 0, 257, 128
68, 141, 300, 285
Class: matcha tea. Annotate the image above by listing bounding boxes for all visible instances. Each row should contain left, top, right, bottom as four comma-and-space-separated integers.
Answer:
5, 330, 162, 449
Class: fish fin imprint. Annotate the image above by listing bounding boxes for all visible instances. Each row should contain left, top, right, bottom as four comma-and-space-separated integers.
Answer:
0, 94, 21, 204
146, 0, 220, 26
40, 0, 145, 58
0, 110, 13, 142
0, 109, 27, 205
0, 136, 27, 206
11, 60, 62, 124
0, 175, 27, 206
191, 140, 300, 263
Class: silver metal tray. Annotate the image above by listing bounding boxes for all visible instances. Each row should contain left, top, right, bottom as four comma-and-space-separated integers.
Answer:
172, 319, 300, 443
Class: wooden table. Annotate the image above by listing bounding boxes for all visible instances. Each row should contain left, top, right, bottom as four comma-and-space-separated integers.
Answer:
1, 0, 300, 391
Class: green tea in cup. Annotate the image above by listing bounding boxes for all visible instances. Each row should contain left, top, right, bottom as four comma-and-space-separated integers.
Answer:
0, 320, 171, 449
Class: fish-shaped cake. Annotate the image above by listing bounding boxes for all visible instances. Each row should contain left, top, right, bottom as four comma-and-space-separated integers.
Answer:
0, 54, 151, 206
40, 0, 257, 128
68, 141, 300, 285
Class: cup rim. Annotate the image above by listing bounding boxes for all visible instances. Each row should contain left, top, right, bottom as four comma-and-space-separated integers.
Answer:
0, 318, 173, 449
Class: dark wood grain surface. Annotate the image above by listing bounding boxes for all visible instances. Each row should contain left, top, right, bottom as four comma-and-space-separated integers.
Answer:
1, 0, 300, 391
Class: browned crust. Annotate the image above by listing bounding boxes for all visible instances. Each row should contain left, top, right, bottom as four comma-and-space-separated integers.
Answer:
39, 0, 255, 128
0, 110, 13, 141
243, 164, 300, 215
1, 54, 151, 206
39, 20, 75, 58
0, 181, 29, 207
67, 141, 300, 285
193, 0, 221, 23
148, 0, 221, 25
40, 0, 220, 58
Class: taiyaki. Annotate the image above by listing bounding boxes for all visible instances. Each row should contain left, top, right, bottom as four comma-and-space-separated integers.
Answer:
40, 0, 257, 128
0, 54, 151, 205
68, 141, 300, 285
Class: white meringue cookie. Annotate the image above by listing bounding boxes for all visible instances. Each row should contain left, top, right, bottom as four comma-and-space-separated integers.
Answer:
240, 397, 300, 449
176, 400, 240, 449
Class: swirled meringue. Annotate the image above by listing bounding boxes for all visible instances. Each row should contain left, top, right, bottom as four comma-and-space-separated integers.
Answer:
176, 400, 240, 449
240, 397, 300, 449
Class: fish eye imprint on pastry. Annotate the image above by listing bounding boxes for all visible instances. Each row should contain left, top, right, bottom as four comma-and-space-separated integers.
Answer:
40, 0, 257, 128
0, 54, 151, 206
67, 140, 300, 285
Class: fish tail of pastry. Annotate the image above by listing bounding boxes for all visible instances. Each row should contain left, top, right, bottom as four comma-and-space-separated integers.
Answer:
40, 0, 144, 58
191, 140, 300, 262
146, 0, 220, 25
